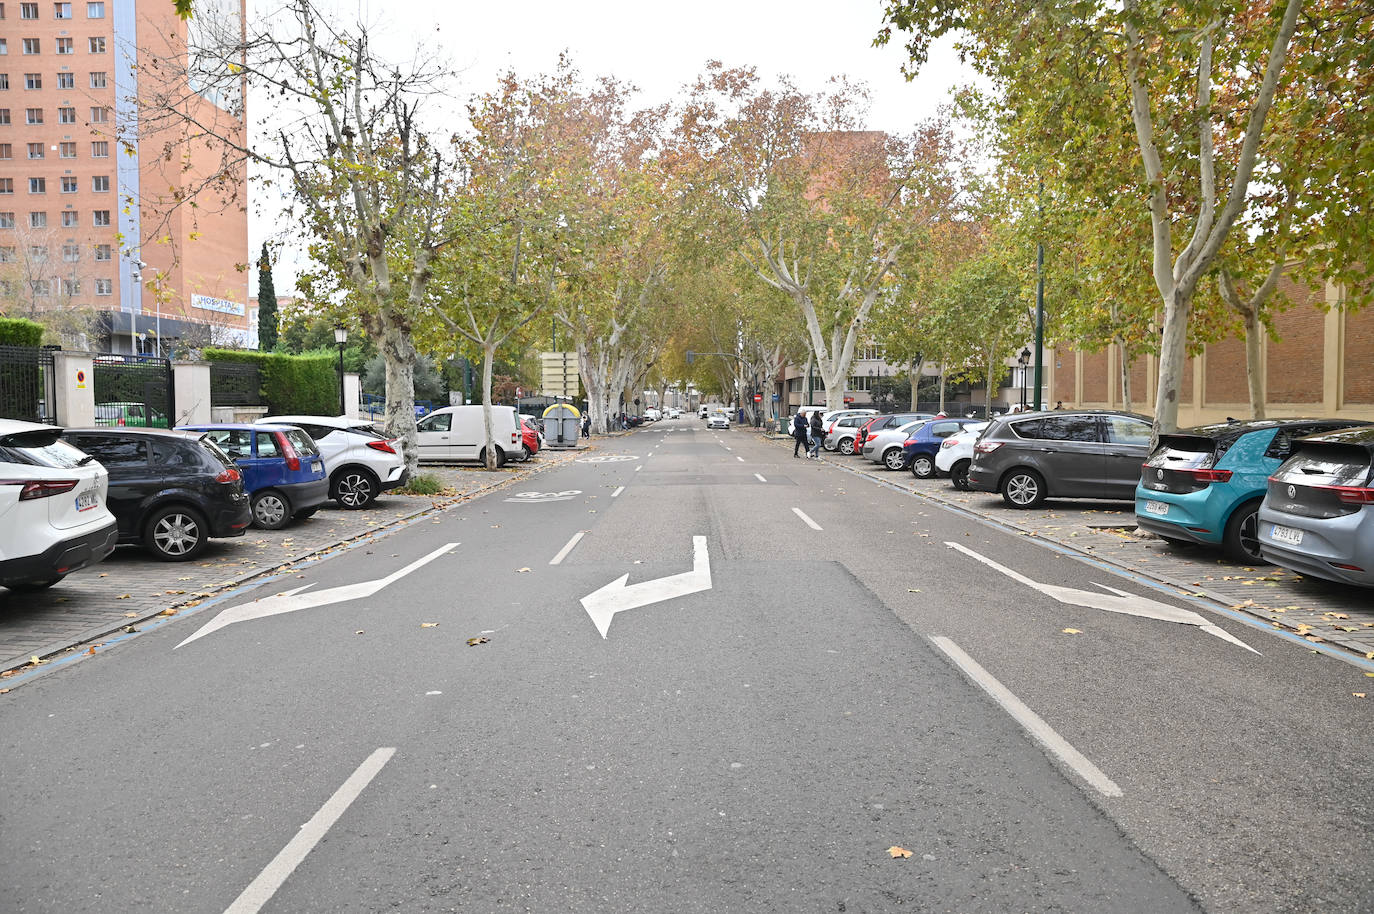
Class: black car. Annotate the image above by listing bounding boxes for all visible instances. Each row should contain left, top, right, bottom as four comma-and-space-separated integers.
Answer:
60, 428, 252, 561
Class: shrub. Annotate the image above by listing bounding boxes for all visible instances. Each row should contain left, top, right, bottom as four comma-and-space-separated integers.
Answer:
395, 473, 448, 496
0, 317, 45, 348
204, 348, 339, 415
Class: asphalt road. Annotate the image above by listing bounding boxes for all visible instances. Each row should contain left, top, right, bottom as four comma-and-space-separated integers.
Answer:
1, 422, 1369, 913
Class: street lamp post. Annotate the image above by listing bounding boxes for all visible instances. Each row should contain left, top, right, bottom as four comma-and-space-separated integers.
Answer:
1018, 347, 1031, 409
334, 325, 348, 417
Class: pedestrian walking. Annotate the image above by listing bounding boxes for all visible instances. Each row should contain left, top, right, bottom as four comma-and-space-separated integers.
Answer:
581, 414, 591, 438
808, 410, 824, 458
792, 411, 808, 458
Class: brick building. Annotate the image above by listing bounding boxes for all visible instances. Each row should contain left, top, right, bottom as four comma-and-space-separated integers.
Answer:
0, 0, 249, 354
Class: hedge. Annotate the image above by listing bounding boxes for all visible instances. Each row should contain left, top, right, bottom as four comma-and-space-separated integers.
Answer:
0, 317, 45, 348
204, 348, 339, 415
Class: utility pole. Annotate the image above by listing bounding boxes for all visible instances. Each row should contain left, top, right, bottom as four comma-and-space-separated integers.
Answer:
1032, 180, 1046, 411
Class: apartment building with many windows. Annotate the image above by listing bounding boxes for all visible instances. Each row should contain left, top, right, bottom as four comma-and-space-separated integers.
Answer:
0, 0, 249, 354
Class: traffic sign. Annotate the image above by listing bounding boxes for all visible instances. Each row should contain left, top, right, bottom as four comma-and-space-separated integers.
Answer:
753, 393, 762, 402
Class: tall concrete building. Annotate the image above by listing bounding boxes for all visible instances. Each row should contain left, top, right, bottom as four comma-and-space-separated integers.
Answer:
0, 0, 249, 354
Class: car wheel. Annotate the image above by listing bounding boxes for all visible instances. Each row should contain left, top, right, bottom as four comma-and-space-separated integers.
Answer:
1001, 468, 1046, 508
145, 505, 209, 561
1222, 500, 1264, 563
838, 438, 855, 456
910, 454, 935, 479
251, 490, 292, 530
883, 447, 905, 471
950, 459, 971, 491
333, 467, 379, 509
520, 444, 532, 461
8, 575, 64, 592
478, 447, 507, 469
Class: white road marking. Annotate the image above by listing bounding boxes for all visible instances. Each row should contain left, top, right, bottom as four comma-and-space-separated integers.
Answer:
944, 541, 1259, 653
754, 474, 767, 483
736, 456, 744, 462
580, 536, 711, 638
634, 465, 642, 473
223, 747, 396, 914
550, 530, 587, 565
930, 637, 1122, 798
178, 544, 459, 648
611, 486, 625, 497
792, 508, 822, 531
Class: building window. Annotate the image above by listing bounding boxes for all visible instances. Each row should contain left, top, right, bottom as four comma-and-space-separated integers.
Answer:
92, 208, 108, 226
59, 141, 75, 157
56, 37, 73, 54
60, 176, 75, 192
88, 36, 105, 53
24, 73, 40, 89
31, 279, 49, 295
88, 105, 107, 122
0, 74, 7, 90
0, 4, 5, 18
0, 246, 13, 262
0, 108, 8, 124
94, 277, 111, 295
91, 242, 109, 260
21, 39, 39, 55
24, 107, 40, 124
62, 278, 78, 295
28, 211, 45, 227
58, 106, 74, 123
0, 39, 6, 55
54, 1, 70, 17
27, 176, 43, 193
89, 140, 106, 157
60, 209, 76, 226
61, 243, 77, 260
0, 144, 11, 158
86, 1, 102, 16
88, 71, 106, 89
56, 72, 73, 89
0, 212, 13, 228
25, 142, 42, 158
91, 174, 107, 192
20, 2, 37, 17
0, 178, 10, 193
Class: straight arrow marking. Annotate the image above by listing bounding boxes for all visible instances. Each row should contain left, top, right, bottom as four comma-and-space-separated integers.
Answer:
176, 543, 459, 648
580, 536, 711, 638
944, 541, 1259, 654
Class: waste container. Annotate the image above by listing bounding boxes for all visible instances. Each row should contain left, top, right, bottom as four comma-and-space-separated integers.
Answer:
541, 403, 582, 448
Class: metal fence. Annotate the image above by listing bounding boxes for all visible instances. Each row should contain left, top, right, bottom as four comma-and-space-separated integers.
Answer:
0, 345, 57, 423
210, 361, 262, 406
92, 354, 174, 427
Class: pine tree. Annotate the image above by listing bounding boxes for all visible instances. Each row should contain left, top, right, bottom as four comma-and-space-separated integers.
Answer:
257, 243, 279, 351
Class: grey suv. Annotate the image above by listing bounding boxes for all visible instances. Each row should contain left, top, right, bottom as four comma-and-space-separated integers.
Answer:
968, 410, 1153, 508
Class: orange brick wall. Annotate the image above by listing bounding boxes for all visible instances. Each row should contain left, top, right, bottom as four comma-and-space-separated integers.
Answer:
1266, 276, 1326, 404
1205, 336, 1248, 403
1345, 307, 1374, 405
1052, 349, 1077, 406
1081, 351, 1108, 403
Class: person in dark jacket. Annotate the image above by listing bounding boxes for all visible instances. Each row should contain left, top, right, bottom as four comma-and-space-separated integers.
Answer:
808, 411, 824, 458
792, 411, 808, 457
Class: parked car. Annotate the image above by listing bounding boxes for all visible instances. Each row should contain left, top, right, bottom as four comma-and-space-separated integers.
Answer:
519, 414, 547, 450
823, 415, 872, 454
1135, 419, 1370, 562
853, 413, 934, 457
900, 418, 984, 478
1258, 426, 1374, 587
258, 415, 407, 509
0, 419, 119, 591
935, 421, 990, 490
707, 411, 731, 429
177, 424, 330, 530
968, 410, 1153, 508
413, 405, 522, 466
668, 408, 682, 419
518, 417, 541, 461
59, 427, 251, 561
93, 401, 169, 428
862, 419, 931, 471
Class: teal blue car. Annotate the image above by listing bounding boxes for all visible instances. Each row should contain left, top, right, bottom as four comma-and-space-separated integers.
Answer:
1135, 419, 1370, 562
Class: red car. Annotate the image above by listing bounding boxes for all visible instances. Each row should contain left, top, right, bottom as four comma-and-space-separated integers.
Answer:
519, 418, 541, 461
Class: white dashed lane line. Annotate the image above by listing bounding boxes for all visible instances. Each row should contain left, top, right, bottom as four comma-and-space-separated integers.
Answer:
792, 507, 822, 531
611, 486, 625, 497
754, 474, 767, 483
550, 530, 587, 565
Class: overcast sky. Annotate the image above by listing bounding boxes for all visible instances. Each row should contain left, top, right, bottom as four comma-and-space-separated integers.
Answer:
250, 0, 974, 286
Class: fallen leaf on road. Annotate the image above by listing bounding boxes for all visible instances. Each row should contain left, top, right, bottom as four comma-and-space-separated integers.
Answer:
123, 611, 138, 618
1062, 628, 1082, 635
421, 622, 440, 628
908, 588, 921, 593
29, 655, 43, 665
158, 609, 177, 617
86, 647, 95, 655
115, 594, 131, 600
1354, 693, 1366, 699
517, 567, 532, 573
122, 626, 137, 634
355, 630, 365, 635
887, 846, 913, 858
467, 637, 489, 647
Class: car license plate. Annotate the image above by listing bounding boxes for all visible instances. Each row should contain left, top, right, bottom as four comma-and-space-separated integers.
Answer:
1269, 524, 1303, 546
75, 489, 100, 512
1143, 500, 1169, 516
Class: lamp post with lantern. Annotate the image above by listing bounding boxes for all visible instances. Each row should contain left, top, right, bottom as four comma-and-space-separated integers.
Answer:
1018, 346, 1031, 410
334, 325, 348, 417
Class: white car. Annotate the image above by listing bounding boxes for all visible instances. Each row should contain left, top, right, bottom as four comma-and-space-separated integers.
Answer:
862, 419, 931, 470
258, 416, 407, 509
667, 408, 681, 419
0, 419, 118, 592
706, 412, 731, 429
935, 421, 990, 490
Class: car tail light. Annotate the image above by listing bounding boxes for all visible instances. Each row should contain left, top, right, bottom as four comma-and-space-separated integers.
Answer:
903, 438, 917, 447
974, 441, 1003, 454
277, 432, 301, 471
2, 479, 80, 500
366, 439, 398, 454
1331, 486, 1374, 505
940, 438, 958, 449
1169, 467, 1233, 484
215, 467, 241, 483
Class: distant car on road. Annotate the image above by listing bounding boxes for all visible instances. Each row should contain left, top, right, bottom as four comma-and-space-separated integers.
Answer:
177, 424, 330, 530
0, 419, 118, 591
258, 416, 407, 509
707, 412, 731, 430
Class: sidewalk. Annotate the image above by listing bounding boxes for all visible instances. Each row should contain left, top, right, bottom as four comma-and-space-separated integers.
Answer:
0, 449, 581, 678
764, 432, 1374, 664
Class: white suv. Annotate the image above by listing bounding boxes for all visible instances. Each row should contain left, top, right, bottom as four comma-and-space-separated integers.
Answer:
935, 421, 989, 491
0, 419, 118, 591
258, 416, 407, 509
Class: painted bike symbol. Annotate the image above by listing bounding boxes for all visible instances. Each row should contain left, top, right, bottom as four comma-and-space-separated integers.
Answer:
577, 455, 639, 463
504, 490, 582, 503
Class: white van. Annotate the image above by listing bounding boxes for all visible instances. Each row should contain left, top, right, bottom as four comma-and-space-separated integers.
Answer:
415, 405, 521, 466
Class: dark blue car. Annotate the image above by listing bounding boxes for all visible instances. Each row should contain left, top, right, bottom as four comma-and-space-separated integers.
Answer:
901, 418, 982, 478
176, 424, 329, 530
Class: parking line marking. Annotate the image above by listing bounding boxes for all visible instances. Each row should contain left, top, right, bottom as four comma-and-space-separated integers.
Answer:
550, 530, 587, 565
736, 456, 744, 462
634, 465, 642, 473
792, 507, 822, 531
929, 637, 1122, 798
223, 747, 396, 914
611, 486, 625, 498
754, 474, 767, 483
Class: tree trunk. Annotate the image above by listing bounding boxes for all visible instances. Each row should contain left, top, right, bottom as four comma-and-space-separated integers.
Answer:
1151, 294, 1191, 444
379, 319, 419, 478
937, 365, 946, 414
1118, 340, 1133, 413
1243, 306, 1265, 420
909, 357, 923, 411
481, 343, 499, 469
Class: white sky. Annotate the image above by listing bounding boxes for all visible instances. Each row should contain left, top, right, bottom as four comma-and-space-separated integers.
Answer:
250, 0, 974, 285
